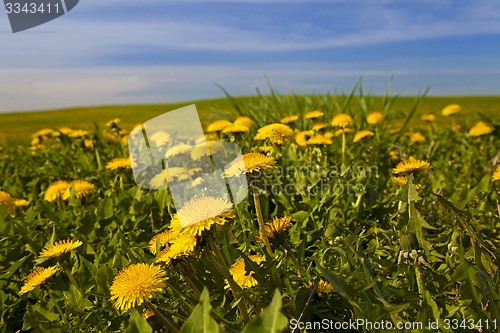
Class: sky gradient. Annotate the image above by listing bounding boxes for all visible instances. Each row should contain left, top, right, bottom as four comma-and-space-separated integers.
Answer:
1, 0, 499, 113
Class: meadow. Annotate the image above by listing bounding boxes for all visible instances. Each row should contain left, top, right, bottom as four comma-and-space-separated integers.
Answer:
0, 87, 499, 332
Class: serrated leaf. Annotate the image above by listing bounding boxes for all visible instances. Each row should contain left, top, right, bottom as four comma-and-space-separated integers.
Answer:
125, 309, 152, 333
181, 288, 218, 333
242, 290, 287, 333
97, 197, 114, 220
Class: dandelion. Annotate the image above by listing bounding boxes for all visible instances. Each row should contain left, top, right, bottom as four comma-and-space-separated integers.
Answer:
280, 115, 299, 124
150, 131, 171, 146
106, 157, 132, 170
305, 279, 333, 296
191, 177, 204, 187
19, 266, 60, 295
14, 199, 30, 207
226, 256, 266, 289
58, 127, 73, 135
441, 104, 461, 116
366, 112, 384, 125
254, 124, 294, 145
307, 134, 332, 145
393, 157, 432, 175
110, 263, 167, 311
233, 116, 254, 128
392, 176, 422, 189
492, 166, 500, 182
410, 132, 426, 144
331, 113, 353, 128
468, 121, 493, 137
44, 181, 70, 202
207, 120, 232, 133
32, 128, 56, 138
353, 130, 374, 143
165, 143, 192, 158
389, 150, 399, 161
149, 170, 168, 189
142, 309, 155, 320
264, 216, 291, 239
149, 229, 180, 255
304, 110, 324, 119
421, 114, 436, 122
223, 153, 276, 177
0, 190, 15, 217
68, 130, 88, 138
106, 118, 121, 127
156, 235, 198, 264
311, 122, 328, 131
258, 146, 273, 154
191, 141, 225, 160
222, 125, 250, 134
173, 196, 234, 235
102, 132, 118, 143
295, 130, 314, 147
334, 128, 353, 136
39, 239, 83, 259
62, 180, 95, 200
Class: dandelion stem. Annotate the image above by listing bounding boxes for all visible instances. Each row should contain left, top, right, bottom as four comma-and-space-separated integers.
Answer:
251, 186, 273, 256
341, 132, 346, 166
47, 288, 68, 326
284, 239, 303, 278
176, 261, 201, 299
145, 301, 179, 333
206, 234, 250, 323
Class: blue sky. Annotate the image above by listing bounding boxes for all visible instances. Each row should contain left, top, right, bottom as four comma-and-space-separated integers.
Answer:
1, 0, 499, 112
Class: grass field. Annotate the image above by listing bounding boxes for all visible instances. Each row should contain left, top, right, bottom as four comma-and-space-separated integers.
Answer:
0, 89, 499, 332
1, 95, 499, 144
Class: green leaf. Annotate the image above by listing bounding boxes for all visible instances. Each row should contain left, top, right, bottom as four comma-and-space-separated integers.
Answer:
96, 197, 114, 220
181, 288, 219, 333
63, 284, 93, 312
242, 290, 287, 333
125, 309, 152, 333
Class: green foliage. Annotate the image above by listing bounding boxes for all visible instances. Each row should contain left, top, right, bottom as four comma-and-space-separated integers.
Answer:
242, 290, 287, 333
181, 288, 219, 333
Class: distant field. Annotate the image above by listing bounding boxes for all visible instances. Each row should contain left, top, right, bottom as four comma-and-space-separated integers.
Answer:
0, 95, 498, 144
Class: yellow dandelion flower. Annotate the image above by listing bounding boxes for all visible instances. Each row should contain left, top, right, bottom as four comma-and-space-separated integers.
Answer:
62, 180, 96, 200
106, 118, 121, 127
44, 181, 70, 202
19, 266, 60, 295
223, 153, 276, 177
58, 127, 73, 135
366, 112, 384, 125
306, 134, 332, 145
174, 196, 234, 234
258, 146, 273, 154
295, 130, 314, 147
234, 116, 255, 128
311, 122, 328, 131
165, 143, 192, 158
324, 132, 334, 139
207, 120, 233, 133
106, 157, 132, 170
68, 130, 88, 138
305, 279, 333, 296
410, 132, 426, 144
191, 141, 225, 160
0, 191, 15, 217
469, 121, 493, 137
102, 132, 119, 143
149, 170, 168, 189
421, 114, 436, 122
391, 176, 422, 189
110, 263, 167, 311
149, 229, 180, 255
39, 239, 83, 258
32, 128, 56, 138
492, 166, 500, 182
441, 104, 461, 116
393, 157, 432, 175
226, 255, 265, 289
280, 115, 299, 124
121, 136, 129, 146
222, 125, 250, 134
331, 113, 353, 128
156, 234, 197, 264
14, 199, 29, 207
304, 110, 324, 119
264, 216, 291, 239
353, 130, 374, 143
191, 177, 204, 187
150, 131, 171, 146
334, 128, 354, 136
389, 150, 399, 161
254, 123, 294, 145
